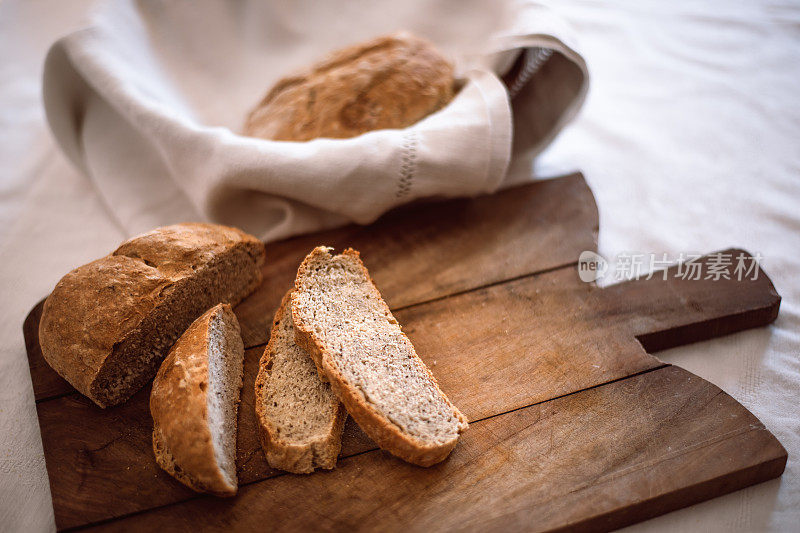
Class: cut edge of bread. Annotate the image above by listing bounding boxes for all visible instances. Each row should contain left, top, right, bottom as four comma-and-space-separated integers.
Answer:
291, 246, 468, 467
254, 291, 347, 474
152, 423, 235, 498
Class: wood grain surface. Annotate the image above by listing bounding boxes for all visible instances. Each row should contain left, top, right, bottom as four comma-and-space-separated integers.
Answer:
22, 173, 787, 531
89, 366, 787, 533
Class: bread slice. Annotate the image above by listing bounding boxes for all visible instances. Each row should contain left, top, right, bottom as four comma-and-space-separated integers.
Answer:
150, 303, 244, 497
254, 291, 347, 473
291, 247, 468, 467
39, 223, 265, 407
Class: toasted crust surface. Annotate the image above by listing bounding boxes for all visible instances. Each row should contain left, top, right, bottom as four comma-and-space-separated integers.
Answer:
291, 247, 468, 467
254, 291, 347, 473
150, 304, 244, 497
38, 223, 265, 408
244, 32, 454, 142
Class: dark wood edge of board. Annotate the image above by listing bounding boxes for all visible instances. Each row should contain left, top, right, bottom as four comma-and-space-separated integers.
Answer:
564, 448, 788, 533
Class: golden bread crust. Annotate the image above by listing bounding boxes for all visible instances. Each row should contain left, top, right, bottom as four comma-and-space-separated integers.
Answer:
244, 32, 454, 142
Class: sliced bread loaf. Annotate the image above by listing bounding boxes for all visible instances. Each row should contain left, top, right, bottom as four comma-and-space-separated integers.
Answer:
291, 247, 468, 467
39, 223, 265, 407
254, 291, 347, 473
150, 303, 245, 497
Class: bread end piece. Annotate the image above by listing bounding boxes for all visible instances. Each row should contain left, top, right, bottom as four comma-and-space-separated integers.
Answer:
150, 303, 244, 497
292, 246, 468, 467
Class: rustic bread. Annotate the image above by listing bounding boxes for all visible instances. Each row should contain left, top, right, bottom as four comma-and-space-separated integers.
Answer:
291, 247, 468, 467
39, 223, 265, 408
244, 32, 454, 142
254, 291, 347, 473
150, 303, 244, 497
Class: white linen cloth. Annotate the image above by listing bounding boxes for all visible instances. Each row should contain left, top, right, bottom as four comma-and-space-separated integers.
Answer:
42, 0, 588, 241
1, 1, 798, 532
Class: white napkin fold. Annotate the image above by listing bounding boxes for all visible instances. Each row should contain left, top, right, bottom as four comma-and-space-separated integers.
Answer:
43, 0, 588, 242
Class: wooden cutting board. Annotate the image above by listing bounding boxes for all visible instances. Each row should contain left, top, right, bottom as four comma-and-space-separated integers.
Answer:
23, 173, 787, 532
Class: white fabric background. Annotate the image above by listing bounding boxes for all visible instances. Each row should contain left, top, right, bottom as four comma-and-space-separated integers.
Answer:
1, 1, 798, 531
41, 0, 588, 242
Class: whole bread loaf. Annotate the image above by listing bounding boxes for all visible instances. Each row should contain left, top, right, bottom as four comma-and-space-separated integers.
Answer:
244, 32, 454, 142
291, 247, 468, 467
254, 291, 347, 473
39, 223, 265, 408
151, 303, 245, 497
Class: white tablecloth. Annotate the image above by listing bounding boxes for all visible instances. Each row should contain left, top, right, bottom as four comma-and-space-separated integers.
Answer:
1, 1, 798, 531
